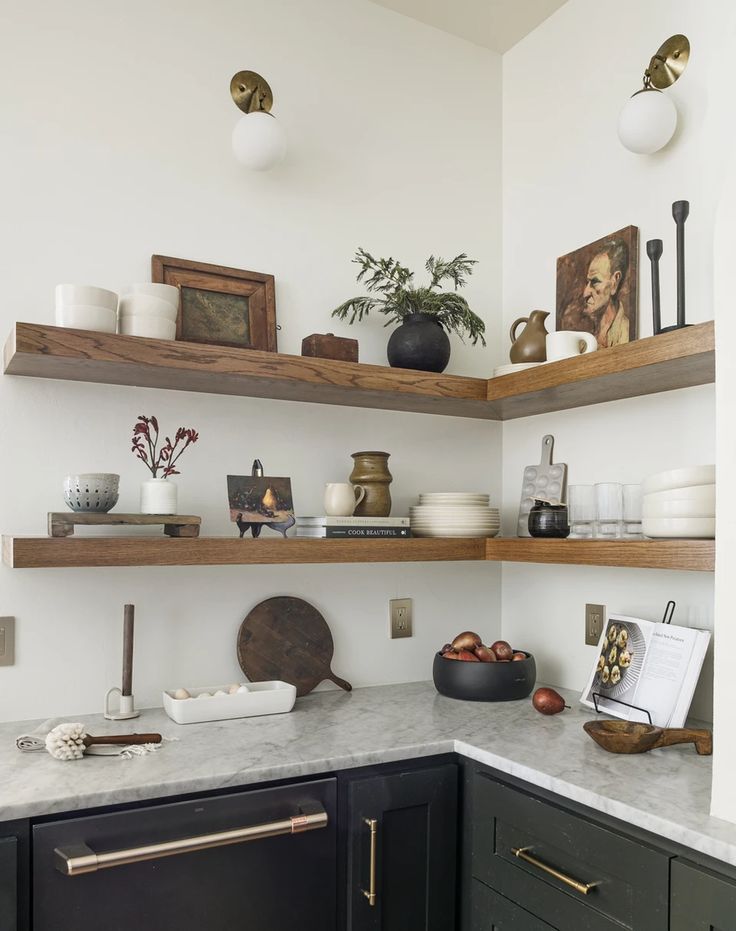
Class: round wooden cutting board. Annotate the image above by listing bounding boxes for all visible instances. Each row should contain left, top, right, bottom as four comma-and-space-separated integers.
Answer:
237, 596, 352, 697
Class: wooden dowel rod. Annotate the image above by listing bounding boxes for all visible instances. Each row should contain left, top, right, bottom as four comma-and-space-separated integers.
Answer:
122, 604, 134, 697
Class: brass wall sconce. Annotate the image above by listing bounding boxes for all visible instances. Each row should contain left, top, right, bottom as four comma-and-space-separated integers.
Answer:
617, 34, 690, 155
230, 70, 287, 171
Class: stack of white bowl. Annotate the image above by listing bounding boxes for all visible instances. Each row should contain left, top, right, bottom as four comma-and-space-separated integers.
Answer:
410, 493, 500, 538
642, 465, 715, 539
118, 284, 180, 340
55, 285, 118, 333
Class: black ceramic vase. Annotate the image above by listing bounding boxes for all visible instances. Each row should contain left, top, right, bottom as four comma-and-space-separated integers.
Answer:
386, 313, 451, 372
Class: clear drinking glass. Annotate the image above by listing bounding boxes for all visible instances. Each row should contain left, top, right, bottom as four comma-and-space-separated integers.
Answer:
595, 483, 623, 539
568, 485, 596, 539
622, 484, 643, 539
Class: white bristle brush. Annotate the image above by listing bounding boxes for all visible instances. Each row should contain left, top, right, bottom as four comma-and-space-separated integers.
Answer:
44, 723, 162, 761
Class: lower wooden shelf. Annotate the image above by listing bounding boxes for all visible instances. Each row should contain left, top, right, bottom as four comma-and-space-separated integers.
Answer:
485, 538, 715, 572
1, 534, 714, 570
1, 535, 486, 568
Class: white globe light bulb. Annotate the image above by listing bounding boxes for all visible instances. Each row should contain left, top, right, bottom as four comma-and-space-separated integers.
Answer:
232, 111, 287, 171
617, 88, 677, 155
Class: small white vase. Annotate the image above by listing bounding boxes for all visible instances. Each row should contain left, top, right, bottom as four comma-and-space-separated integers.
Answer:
140, 478, 177, 515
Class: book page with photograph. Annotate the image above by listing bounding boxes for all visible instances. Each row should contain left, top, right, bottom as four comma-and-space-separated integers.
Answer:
580, 614, 710, 728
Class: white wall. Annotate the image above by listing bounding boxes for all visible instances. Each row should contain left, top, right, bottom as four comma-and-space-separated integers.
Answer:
0, 0, 503, 721
501, 0, 726, 721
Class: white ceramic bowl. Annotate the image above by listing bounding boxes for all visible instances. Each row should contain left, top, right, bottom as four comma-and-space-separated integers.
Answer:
64, 473, 120, 512
119, 315, 177, 340
642, 498, 715, 519
642, 517, 715, 539
56, 284, 118, 311
642, 466, 715, 496
120, 283, 179, 307
642, 484, 715, 510
55, 304, 117, 333
118, 294, 178, 321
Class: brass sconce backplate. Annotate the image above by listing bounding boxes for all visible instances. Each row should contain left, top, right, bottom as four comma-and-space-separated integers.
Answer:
230, 71, 274, 114
647, 34, 690, 89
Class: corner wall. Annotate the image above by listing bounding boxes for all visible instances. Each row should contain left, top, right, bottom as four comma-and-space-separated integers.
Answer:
501, 0, 727, 722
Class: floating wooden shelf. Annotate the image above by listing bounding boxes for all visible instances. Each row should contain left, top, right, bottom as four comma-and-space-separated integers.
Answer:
484, 538, 714, 572
487, 321, 714, 420
1, 536, 487, 569
3, 321, 714, 421
2, 535, 714, 571
2, 323, 491, 419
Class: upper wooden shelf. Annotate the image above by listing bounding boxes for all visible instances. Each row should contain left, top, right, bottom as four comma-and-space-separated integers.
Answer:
2, 323, 491, 419
3, 321, 714, 421
487, 321, 714, 420
2, 535, 713, 571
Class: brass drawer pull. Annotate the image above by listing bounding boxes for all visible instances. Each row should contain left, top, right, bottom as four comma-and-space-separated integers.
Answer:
511, 846, 599, 895
54, 806, 328, 876
362, 817, 378, 906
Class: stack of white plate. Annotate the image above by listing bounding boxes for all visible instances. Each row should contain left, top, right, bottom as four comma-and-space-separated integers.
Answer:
118, 283, 180, 340
410, 493, 500, 538
642, 466, 715, 539
492, 362, 542, 378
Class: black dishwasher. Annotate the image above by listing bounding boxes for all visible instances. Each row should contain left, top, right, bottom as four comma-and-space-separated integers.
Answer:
33, 777, 337, 931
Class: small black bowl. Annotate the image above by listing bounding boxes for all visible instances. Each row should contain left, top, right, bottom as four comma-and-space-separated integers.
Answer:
432, 651, 536, 702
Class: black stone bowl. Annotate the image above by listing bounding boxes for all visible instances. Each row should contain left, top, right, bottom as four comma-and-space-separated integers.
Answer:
432, 651, 536, 702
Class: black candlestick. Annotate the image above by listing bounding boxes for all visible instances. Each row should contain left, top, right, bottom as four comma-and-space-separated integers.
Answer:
672, 199, 689, 329
646, 239, 663, 335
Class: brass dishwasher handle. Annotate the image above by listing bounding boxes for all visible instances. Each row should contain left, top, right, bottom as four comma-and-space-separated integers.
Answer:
54, 806, 328, 876
362, 817, 378, 906
511, 846, 599, 895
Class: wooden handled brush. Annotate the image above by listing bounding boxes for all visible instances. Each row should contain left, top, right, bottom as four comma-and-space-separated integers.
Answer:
45, 723, 162, 760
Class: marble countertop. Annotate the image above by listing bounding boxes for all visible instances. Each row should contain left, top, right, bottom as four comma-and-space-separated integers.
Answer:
2, 681, 735, 865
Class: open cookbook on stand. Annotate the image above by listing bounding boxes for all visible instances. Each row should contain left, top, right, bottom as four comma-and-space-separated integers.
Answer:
580, 613, 710, 728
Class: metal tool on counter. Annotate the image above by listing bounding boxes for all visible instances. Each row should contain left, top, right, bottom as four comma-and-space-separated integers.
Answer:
516, 435, 568, 537
104, 604, 140, 720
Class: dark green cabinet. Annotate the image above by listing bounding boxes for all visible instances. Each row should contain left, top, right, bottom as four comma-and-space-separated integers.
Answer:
345, 762, 458, 931
472, 880, 556, 930
671, 858, 736, 930
0, 836, 17, 931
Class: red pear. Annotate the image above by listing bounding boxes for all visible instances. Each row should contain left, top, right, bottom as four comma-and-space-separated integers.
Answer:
490, 640, 513, 661
532, 687, 566, 715
456, 649, 480, 662
475, 645, 497, 663
512, 652, 527, 661
451, 631, 482, 652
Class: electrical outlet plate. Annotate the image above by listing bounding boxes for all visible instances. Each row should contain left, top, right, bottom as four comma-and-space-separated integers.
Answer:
390, 598, 412, 639
585, 604, 605, 646
0, 617, 15, 666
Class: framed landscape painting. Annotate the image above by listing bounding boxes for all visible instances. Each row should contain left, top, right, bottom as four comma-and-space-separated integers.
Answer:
152, 255, 277, 351
556, 226, 639, 348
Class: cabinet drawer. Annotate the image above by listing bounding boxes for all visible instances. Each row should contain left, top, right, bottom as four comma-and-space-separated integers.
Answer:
671, 859, 736, 930
472, 774, 669, 931
472, 880, 556, 930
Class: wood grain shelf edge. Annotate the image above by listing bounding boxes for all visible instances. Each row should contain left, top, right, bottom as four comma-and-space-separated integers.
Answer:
485, 537, 715, 571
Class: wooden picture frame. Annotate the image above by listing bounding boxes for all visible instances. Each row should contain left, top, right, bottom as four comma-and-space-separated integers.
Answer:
151, 255, 277, 352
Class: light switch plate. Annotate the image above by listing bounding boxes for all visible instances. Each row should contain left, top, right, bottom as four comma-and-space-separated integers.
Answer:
585, 604, 605, 646
0, 617, 15, 666
390, 599, 412, 639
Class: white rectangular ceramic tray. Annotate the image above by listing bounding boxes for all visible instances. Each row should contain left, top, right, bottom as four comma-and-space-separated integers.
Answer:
163, 681, 297, 725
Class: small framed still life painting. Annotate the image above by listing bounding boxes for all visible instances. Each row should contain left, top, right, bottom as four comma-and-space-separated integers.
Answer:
227, 474, 295, 538
556, 225, 639, 348
152, 255, 277, 352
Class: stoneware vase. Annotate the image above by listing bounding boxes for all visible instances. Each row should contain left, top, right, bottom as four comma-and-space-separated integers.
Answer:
386, 313, 451, 373
509, 309, 550, 363
350, 451, 392, 517
140, 478, 177, 515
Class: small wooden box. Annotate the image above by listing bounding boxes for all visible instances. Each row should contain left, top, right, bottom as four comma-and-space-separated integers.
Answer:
301, 332, 358, 363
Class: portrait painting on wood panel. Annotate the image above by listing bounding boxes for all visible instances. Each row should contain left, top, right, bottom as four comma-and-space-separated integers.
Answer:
556, 225, 639, 348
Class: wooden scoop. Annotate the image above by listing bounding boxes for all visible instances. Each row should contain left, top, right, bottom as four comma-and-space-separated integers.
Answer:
584, 720, 712, 755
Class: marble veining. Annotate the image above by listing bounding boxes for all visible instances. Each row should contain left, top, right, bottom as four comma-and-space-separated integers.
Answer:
2, 681, 735, 866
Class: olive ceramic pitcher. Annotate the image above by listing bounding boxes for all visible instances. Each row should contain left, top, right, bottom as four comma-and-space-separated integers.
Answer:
509, 310, 550, 363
